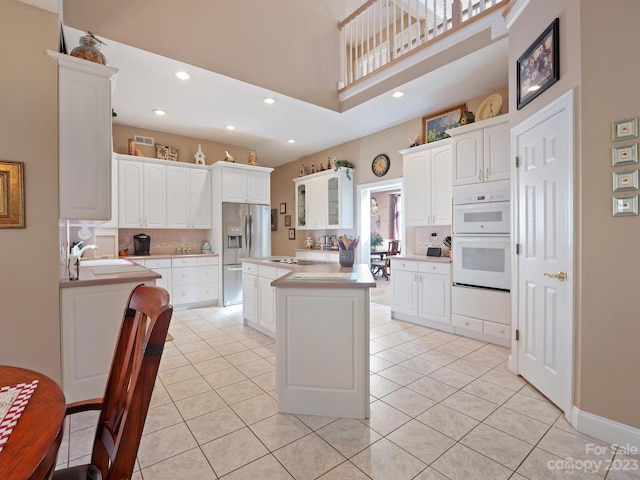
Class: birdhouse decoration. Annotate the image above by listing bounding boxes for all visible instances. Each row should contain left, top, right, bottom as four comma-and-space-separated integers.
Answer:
194, 144, 206, 165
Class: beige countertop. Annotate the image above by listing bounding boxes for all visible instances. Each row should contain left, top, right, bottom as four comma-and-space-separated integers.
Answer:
59, 266, 160, 288
393, 255, 452, 264
124, 253, 219, 260
270, 263, 376, 289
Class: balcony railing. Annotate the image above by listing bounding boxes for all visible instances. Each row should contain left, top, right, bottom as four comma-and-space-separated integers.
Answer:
338, 0, 507, 91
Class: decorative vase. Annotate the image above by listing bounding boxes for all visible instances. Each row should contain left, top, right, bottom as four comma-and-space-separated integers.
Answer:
339, 250, 354, 268
70, 32, 107, 65
247, 150, 258, 166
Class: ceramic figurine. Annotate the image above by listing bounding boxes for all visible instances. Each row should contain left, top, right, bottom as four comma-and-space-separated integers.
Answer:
194, 144, 206, 165
224, 150, 235, 162
247, 150, 258, 166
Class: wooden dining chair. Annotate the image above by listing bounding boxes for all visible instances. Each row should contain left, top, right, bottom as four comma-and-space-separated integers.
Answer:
53, 284, 173, 480
371, 240, 401, 280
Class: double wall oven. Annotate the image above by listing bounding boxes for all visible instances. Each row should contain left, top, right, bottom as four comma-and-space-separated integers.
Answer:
452, 191, 510, 291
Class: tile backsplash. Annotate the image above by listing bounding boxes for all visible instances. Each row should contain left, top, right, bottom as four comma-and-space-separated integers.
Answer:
410, 225, 452, 256
118, 228, 210, 255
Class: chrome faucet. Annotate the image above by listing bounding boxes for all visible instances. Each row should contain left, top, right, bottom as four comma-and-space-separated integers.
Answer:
71, 241, 98, 257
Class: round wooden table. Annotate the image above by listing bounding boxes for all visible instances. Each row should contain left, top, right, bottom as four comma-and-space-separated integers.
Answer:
0, 366, 66, 480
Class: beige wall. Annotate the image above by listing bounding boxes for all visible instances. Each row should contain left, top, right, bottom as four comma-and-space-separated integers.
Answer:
63, 0, 345, 111
0, 0, 61, 380
510, 0, 640, 428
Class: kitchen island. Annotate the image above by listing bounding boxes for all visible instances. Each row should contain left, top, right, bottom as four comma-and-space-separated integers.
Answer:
271, 263, 375, 419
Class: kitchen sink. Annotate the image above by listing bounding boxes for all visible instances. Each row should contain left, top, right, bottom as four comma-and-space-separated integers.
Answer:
80, 259, 134, 267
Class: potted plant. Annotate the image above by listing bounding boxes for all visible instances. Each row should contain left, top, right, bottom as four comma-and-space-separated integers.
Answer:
370, 231, 384, 251
332, 158, 355, 179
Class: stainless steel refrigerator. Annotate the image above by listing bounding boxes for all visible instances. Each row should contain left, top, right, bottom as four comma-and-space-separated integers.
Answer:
222, 202, 271, 306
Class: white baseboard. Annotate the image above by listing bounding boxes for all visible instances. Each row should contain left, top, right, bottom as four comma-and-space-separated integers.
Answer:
572, 406, 640, 451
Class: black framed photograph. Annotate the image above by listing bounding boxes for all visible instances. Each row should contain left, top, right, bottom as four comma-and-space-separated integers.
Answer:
270, 208, 277, 231
284, 214, 292, 226
517, 18, 559, 110
288, 228, 296, 240
279, 202, 287, 214
422, 104, 466, 143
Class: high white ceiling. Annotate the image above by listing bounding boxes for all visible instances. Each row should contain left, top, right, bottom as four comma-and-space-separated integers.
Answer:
63, 26, 508, 168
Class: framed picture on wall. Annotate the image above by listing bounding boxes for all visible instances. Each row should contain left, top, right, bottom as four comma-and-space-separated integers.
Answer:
0, 160, 25, 228
284, 214, 292, 226
517, 18, 560, 110
280, 202, 287, 214
422, 104, 466, 143
288, 228, 296, 240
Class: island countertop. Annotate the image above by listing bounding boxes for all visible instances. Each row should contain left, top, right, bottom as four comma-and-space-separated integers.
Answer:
59, 264, 160, 288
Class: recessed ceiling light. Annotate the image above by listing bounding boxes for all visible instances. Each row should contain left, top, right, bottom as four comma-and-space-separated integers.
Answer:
392, 91, 405, 98
263, 97, 276, 104
226, 125, 235, 130
152, 109, 166, 116
287, 139, 296, 144
175, 71, 191, 80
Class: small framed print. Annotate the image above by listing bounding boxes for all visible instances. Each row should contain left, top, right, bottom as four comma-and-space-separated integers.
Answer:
279, 202, 287, 214
613, 170, 639, 191
612, 194, 639, 216
612, 117, 638, 141
612, 143, 638, 166
288, 228, 296, 240
284, 214, 292, 227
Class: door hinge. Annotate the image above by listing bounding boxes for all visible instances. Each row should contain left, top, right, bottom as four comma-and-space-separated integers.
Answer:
515, 329, 520, 341
516, 243, 520, 255
515, 156, 520, 168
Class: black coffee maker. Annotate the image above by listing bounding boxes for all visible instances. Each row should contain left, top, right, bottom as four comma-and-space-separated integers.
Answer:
133, 233, 151, 256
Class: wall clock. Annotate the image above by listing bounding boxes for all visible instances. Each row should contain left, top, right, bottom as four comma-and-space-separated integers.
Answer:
371, 154, 390, 177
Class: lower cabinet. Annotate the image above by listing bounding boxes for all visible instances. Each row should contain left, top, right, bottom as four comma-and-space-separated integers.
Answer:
242, 262, 290, 338
140, 258, 172, 293
295, 250, 339, 262
451, 286, 511, 347
390, 259, 451, 327
60, 280, 155, 403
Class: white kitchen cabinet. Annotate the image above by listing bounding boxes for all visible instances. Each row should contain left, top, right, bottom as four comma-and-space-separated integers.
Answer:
293, 167, 353, 230
390, 259, 451, 327
448, 116, 510, 187
118, 156, 166, 228
211, 161, 273, 204
138, 258, 172, 294
451, 285, 510, 347
242, 262, 290, 338
401, 141, 452, 226
49, 51, 118, 221
171, 256, 219, 307
60, 279, 154, 402
166, 164, 211, 229
295, 250, 339, 263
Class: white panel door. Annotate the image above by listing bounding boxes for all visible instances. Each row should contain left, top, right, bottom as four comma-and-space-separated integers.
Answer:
514, 91, 573, 415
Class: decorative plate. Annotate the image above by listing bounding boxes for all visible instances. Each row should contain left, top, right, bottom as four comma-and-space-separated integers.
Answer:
476, 94, 503, 121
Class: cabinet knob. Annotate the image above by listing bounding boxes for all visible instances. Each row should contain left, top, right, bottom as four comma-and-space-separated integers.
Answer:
478, 170, 482, 181
485, 168, 489, 181
465, 321, 469, 326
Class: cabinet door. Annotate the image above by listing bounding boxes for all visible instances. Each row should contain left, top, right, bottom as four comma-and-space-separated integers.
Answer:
258, 276, 276, 334
390, 269, 418, 315
118, 160, 144, 228
153, 267, 172, 295
452, 130, 483, 186
166, 165, 190, 228
326, 175, 341, 227
242, 273, 258, 323
418, 273, 450, 324
295, 181, 308, 229
221, 168, 248, 203
190, 168, 212, 228
247, 170, 270, 204
431, 146, 453, 225
99, 155, 119, 228
403, 152, 430, 226
483, 123, 510, 183
306, 177, 326, 229
144, 163, 166, 228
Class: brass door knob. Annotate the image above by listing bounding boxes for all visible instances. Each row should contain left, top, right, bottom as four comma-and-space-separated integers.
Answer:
544, 271, 566, 281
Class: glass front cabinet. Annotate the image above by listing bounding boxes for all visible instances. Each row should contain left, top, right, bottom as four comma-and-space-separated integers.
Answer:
294, 167, 353, 230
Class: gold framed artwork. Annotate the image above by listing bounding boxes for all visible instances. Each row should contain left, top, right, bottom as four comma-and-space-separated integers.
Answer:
288, 228, 296, 240
422, 104, 466, 143
0, 160, 25, 228
612, 118, 639, 141
612, 143, 638, 166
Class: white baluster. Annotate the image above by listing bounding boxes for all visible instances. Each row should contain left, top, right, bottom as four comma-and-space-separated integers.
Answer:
479, 0, 485, 11
452, 0, 462, 27
442, 0, 448, 32
468, 0, 473, 20
432, 0, 437, 39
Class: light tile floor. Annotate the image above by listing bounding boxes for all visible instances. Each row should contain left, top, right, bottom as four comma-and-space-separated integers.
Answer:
55, 301, 639, 480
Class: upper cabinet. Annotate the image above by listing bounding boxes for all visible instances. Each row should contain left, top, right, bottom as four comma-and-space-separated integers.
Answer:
401, 140, 452, 226
448, 116, 510, 187
118, 157, 166, 229
293, 167, 353, 230
48, 52, 118, 220
166, 164, 211, 229
211, 162, 273, 205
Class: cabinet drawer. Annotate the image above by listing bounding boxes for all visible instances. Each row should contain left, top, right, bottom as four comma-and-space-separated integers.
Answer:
484, 321, 510, 339
172, 283, 217, 304
144, 258, 172, 269
418, 262, 450, 275
258, 265, 279, 280
390, 259, 418, 272
452, 314, 483, 333
197, 256, 218, 266
172, 257, 197, 267
242, 262, 258, 274
172, 266, 199, 286
452, 286, 510, 324
198, 266, 218, 283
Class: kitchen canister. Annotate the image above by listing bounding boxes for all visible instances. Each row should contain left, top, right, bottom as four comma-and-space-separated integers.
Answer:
339, 249, 355, 268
